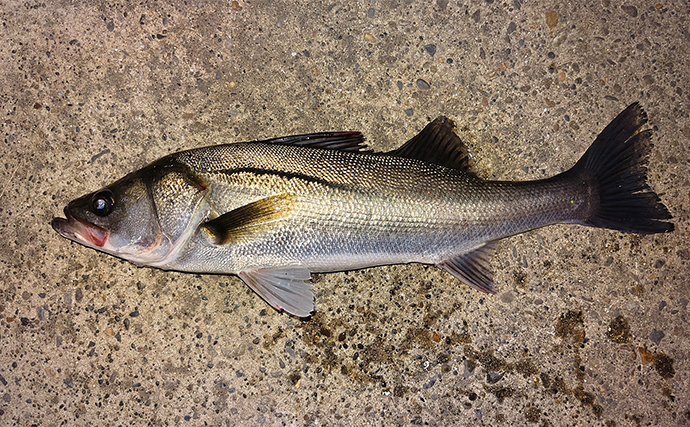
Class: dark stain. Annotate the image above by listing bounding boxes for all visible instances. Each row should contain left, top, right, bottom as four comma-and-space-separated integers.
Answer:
447, 320, 472, 344
422, 308, 447, 327
638, 346, 653, 364
632, 284, 645, 297
393, 384, 408, 397
300, 312, 403, 384
301, 312, 348, 348
295, 303, 619, 421
539, 373, 601, 416
660, 383, 675, 403
448, 329, 472, 345
484, 385, 513, 403
606, 315, 631, 343
574, 386, 603, 418
628, 235, 642, 251
539, 372, 551, 389
574, 352, 585, 382
547, 313, 604, 417
512, 269, 528, 288
524, 405, 540, 423
403, 327, 435, 350
362, 337, 394, 369
212, 379, 231, 412
262, 326, 284, 350
555, 310, 585, 343
297, 302, 476, 394
652, 352, 675, 379
625, 414, 643, 427
320, 344, 340, 373
513, 358, 539, 377
464, 347, 503, 372
417, 280, 433, 295
288, 372, 301, 386
463, 347, 540, 383
551, 376, 569, 395
478, 350, 507, 372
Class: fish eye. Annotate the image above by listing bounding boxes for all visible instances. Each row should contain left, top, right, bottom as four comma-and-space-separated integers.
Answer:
90, 189, 115, 216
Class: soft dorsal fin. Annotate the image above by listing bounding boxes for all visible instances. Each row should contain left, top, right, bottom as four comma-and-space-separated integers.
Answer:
238, 266, 315, 317
262, 131, 369, 152
390, 116, 477, 174
202, 193, 295, 245
437, 241, 499, 294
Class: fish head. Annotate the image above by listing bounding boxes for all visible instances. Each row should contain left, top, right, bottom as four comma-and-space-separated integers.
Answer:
51, 171, 166, 264
52, 158, 211, 266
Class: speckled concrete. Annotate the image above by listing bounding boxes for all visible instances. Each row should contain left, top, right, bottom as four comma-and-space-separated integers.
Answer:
1, 1, 688, 426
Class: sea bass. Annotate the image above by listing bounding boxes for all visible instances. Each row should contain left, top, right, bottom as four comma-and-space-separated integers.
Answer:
51, 103, 673, 317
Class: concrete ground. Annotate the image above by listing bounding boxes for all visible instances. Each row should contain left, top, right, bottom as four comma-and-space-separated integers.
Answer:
1, 1, 688, 426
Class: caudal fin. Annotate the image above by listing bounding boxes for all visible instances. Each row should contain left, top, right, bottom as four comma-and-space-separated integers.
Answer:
573, 103, 673, 234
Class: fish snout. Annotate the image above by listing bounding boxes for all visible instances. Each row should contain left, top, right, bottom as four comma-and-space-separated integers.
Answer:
51, 211, 109, 248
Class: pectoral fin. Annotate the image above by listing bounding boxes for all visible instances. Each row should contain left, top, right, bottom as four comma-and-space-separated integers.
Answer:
437, 241, 498, 294
202, 193, 295, 245
238, 267, 315, 317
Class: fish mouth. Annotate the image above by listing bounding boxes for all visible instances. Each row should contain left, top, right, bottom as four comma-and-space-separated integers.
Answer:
51, 211, 109, 248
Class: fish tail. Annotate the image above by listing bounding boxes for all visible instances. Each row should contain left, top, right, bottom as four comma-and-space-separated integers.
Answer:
572, 103, 673, 234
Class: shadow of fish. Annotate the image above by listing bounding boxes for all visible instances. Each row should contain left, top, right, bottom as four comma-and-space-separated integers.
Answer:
52, 103, 673, 317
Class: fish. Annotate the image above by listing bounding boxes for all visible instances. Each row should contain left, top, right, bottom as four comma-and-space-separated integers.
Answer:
51, 103, 673, 317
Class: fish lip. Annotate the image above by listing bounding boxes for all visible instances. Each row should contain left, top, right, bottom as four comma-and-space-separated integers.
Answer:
51, 210, 109, 248
50, 216, 71, 236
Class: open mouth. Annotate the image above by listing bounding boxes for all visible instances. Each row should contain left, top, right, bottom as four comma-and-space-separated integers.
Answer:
51, 211, 109, 248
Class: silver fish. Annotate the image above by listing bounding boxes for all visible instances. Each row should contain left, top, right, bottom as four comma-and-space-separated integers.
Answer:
51, 103, 673, 317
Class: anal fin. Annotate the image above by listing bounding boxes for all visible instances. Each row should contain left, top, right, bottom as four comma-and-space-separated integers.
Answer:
437, 241, 499, 294
238, 266, 315, 317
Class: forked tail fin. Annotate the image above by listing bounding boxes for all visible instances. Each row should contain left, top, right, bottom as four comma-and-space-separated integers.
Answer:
573, 103, 673, 234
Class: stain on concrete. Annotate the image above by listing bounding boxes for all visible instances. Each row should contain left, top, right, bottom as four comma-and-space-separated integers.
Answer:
607, 315, 631, 344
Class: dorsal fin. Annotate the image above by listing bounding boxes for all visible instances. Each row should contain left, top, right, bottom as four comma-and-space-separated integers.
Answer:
262, 131, 369, 152
390, 116, 477, 174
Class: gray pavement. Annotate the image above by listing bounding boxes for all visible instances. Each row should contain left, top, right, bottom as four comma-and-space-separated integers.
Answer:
0, 1, 688, 425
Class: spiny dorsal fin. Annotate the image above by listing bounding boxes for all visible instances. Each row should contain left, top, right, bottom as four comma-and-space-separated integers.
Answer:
262, 131, 369, 152
238, 266, 315, 318
437, 241, 499, 294
390, 116, 478, 175
202, 193, 295, 245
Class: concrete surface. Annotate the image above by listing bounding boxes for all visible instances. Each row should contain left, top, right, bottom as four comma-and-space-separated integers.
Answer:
1, 1, 688, 426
